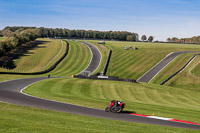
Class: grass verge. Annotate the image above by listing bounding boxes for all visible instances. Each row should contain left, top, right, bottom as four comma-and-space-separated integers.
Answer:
0, 102, 199, 133
0, 38, 66, 73
24, 78, 200, 124
0, 40, 91, 81
48, 40, 91, 76
79, 40, 109, 75
164, 55, 200, 92
84, 40, 200, 79
151, 53, 197, 84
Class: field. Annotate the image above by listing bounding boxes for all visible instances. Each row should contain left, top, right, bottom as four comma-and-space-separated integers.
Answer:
0, 38, 66, 73
1, 39, 200, 132
151, 53, 197, 84
162, 55, 200, 91
24, 78, 200, 124
1, 102, 198, 133
48, 40, 91, 76
0, 39, 91, 81
83, 40, 200, 80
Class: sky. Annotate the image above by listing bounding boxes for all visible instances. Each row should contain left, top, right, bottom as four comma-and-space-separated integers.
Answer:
0, 0, 200, 41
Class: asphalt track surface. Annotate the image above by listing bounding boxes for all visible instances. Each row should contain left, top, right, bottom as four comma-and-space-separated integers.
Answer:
138, 51, 200, 83
0, 43, 200, 130
1, 78, 200, 130
78, 41, 101, 74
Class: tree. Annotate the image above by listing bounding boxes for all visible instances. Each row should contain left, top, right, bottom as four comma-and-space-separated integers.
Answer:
171, 37, 178, 42
141, 35, 147, 41
148, 36, 154, 42
167, 38, 171, 42
0, 30, 3, 37
126, 35, 135, 41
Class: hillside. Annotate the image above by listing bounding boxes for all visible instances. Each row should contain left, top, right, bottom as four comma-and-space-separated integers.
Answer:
83, 40, 200, 80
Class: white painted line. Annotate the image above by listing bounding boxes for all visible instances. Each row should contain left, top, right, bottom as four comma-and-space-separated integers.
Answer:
77, 41, 102, 75
77, 42, 93, 75
90, 43, 102, 74
0, 101, 12, 104
147, 116, 172, 121
180, 56, 196, 73
189, 57, 198, 75
148, 56, 179, 83
20, 79, 104, 111
137, 52, 174, 81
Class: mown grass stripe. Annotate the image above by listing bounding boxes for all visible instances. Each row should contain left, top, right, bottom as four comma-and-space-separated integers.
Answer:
24, 78, 200, 123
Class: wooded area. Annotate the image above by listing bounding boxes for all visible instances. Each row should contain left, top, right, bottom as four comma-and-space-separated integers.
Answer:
0, 28, 40, 57
0, 26, 139, 57
167, 36, 200, 43
2, 26, 139, 41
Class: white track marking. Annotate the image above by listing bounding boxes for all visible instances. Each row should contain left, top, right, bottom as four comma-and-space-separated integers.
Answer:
137, 52, 174, 82
77, 41, 102, 75
180, 56, 196, 73
148, 56, 179, 83
20, 79, 103, 111
147, 116, 172, 121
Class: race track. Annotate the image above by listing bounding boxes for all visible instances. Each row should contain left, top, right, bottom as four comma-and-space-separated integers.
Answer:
78, 41, 101, 74
0, 42, 200, 130
138, 51, 200, 82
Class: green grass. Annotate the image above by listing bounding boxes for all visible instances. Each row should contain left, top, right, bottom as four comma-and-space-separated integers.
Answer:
191, 55, 200, 77
24, 78, 200, 124
84, 40, 200, 79
2, 39, 200, 132
0, 37, 5, 41
0, 40, 91, 81
151, 53, 198, 84
163, 55, 200, 92
0, 38, 66, 73
79, 40, 109, 75
48, 40, 91, 76
1, 102, 198, 133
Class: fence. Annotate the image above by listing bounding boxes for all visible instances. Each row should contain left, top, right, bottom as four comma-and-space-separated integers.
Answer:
74, 75, 137, 83
160, 54, 200, 85
102, 50, 112, 75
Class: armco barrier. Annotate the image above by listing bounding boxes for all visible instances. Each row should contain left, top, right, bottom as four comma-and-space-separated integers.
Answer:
160, 54, 200, 85
74, 75, 137, 83
0, 41, 69, 75
102, 50, 112, 75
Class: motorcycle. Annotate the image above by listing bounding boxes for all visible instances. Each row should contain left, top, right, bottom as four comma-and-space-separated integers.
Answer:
105, 100, 125, 113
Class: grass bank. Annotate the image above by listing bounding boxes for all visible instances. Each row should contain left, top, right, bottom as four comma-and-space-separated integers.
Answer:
79, 40, 109, 75
84, 40, 200, 79
0, 40, 91, 81
151, 53, 197, 84
24, 78, 200, 124
0, 38, 66, 73
164, 55, 200, 92
48, 40, 91, 76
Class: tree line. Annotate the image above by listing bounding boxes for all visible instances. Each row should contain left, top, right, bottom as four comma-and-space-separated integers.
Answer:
2, 26, 139, 41
167, 36, 200, 43
0, 28, 40, 57
141, 35, 154, 42
0, 26, 139, 57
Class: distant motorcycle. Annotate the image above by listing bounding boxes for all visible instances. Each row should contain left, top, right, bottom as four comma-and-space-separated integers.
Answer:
105, 100, 125, 113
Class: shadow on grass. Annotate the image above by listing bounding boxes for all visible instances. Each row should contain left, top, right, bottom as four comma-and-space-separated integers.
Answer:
0, 40, 49, 69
